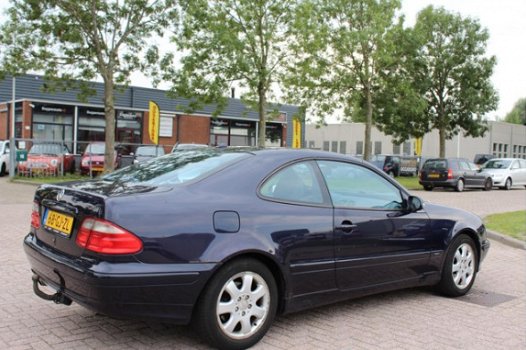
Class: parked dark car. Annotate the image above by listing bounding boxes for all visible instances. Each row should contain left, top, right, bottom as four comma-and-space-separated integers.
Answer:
419, 157, 493, 192
473, 153, 495, 167
24, 149, 490, 349
369, 154, 401, 177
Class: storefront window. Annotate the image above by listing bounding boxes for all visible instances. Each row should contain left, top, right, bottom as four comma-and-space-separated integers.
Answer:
265, 123, 283, 147
32, 104, 74, 150
77, 107, 105, 153
230, 121, 256, 146
210, 119, 229, 147
116, 110, 142, 154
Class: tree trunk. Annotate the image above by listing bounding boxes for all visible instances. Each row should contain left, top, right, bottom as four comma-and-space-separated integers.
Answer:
257, 84, 267, 148
364, 86, 373, 161
439, 126, 446, 158
103, 75, 116, 172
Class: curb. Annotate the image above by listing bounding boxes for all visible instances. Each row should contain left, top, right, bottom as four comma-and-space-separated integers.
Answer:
487, 230, 526, 250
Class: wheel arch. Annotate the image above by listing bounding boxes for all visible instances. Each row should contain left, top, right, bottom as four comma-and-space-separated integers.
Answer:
197, 251, 288, 316
450, 228, 482, 271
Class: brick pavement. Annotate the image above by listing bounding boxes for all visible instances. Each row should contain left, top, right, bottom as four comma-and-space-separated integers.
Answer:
0, 177, 524, 349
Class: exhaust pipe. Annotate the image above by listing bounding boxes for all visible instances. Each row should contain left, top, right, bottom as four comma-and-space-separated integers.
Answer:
32, 274, 72, 305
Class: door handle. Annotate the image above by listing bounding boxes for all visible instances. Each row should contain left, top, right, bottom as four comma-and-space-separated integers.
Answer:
336, 221, 357, 233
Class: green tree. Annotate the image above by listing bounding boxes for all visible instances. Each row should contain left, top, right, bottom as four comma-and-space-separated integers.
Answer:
408, 6, 498, 157
0, 0, 177, 171
504, 98, 526, 125
169, 0, 297, 147
286, 0, 402, 160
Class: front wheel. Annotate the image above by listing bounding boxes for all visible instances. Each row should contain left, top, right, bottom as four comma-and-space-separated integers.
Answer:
0, 163, 5, 176
193, 258, 278, 350
437, 234, 478, 297
502, 177, 512, 190
483, 178, 493, 191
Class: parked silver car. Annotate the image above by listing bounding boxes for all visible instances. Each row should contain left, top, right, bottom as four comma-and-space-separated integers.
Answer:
0, 140, 15, 176
480, 158, 526, 190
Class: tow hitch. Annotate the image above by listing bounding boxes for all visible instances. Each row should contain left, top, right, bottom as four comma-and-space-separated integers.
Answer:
32, 273, 72, 305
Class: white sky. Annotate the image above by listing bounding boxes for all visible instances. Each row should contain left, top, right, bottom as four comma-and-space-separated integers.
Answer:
1, 0, 524, 120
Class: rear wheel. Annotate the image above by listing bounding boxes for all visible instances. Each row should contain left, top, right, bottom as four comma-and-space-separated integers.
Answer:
455, 179, 465, 192
483, 178, 493, 191
0, 163, 5, 176
437, 234, 478, 297
193, 258, 278, 350
423, 185, 433, 191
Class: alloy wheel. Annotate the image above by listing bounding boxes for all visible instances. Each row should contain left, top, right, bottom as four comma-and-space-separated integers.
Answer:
216, 271, 271, 340
452, 243, 475, 289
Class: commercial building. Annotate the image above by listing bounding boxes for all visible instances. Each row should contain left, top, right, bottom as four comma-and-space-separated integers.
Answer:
0, 74, 303, 153
306, 121, 526, 160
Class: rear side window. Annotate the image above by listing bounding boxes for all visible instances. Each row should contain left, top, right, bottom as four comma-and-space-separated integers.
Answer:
260, 161, 324, 204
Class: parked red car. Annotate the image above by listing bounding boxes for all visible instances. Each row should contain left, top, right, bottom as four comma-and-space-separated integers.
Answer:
80, 142, 119, 175
18, 143, 75, 176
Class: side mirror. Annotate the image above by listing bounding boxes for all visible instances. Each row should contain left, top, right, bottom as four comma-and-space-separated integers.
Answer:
407, 196, 423, 212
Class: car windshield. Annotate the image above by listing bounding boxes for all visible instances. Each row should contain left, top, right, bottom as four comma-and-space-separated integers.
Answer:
136, 146, 164, 156
482, 159, 512, 169
85, 143, 105, 155
29, 144, 62, 155
423, 159, 447, 170
103, 149, 250, 186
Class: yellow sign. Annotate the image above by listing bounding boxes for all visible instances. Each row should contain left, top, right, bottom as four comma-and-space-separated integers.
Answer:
148, 101, 160, 144
292, 119, 302, 149
415, 137, 423, 156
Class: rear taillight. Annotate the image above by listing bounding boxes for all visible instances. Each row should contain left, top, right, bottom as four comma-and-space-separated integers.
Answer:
447, 168, 453, 179
76, 217, 143, 255
31, 201, 41, 229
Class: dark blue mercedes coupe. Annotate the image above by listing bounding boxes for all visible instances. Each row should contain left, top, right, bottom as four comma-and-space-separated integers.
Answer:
24, 148, 490, 350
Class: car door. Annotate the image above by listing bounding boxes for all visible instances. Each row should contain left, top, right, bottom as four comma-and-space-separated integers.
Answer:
468, 161, 487, 186
458, 160, 477, 187
259, 161, 336, 296
316, 160, 434, 291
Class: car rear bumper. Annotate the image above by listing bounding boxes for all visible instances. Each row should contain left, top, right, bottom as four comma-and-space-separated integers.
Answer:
24, 233, 216, 324
419, 179, 457, 188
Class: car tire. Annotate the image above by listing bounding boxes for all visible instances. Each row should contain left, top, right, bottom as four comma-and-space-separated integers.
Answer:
193, 258, 278, 350
424, 185, 433, 191
502, 177, 512, 190
0, 163, 5, 177
455, 179, 465, 192
483, 178, 492, 191
437, 234, 478, 297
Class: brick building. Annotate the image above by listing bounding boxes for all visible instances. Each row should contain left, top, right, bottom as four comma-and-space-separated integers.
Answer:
0, 74, 303, 153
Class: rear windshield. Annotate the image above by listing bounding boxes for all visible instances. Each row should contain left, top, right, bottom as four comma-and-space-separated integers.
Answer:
482, 159, 512, 169
423, 159, 447, 170
371, 155, 386, 162
103, 149, 250, 186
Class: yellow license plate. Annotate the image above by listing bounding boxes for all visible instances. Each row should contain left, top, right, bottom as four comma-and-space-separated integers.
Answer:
428, 174, 440, 179
45, 210, 74, 235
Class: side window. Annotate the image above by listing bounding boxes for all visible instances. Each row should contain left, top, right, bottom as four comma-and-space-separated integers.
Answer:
260, 161, 324, 204
511, 161, 520, 169
459, 161, 471, 171
519, 160, 526, 168
317, 161, 403, 210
